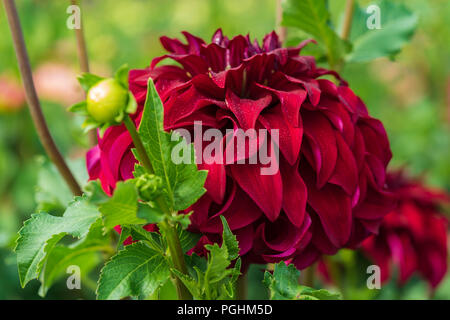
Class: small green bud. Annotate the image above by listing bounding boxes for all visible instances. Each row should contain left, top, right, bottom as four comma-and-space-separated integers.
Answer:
86, 78, 128, 123
134, 173, 163, 202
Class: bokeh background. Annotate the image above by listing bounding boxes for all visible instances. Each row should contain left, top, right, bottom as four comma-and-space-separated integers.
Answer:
0, 0, 449, 299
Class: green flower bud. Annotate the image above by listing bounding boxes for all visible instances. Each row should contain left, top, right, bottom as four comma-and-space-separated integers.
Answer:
86, 78, 128, 123
135, 173, 163, 202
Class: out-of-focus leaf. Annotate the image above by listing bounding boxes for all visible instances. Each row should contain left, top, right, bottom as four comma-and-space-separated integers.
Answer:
282, 0, 348, 67
347, 1, 417, 62
263, 263, 341, 300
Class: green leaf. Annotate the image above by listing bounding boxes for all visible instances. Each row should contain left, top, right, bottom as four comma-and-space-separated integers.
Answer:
83, 180, 109, 205
263, 263, 341, 300
136, 202, 164, 224
129, 225, 165, 254
220, 216, 239, 260
138, 78, 207, 211
114, 64, 130, 88
125, 91, 137, 114
173, 216, 240, 300
38, 219, 108, 297
96, 242, 170, 300
282, 0, 348, 68
35, 158, 88, 213
347, 1, 417, 62
15, 195, 101, 287
99, 181, 146, 232
68, 101, 88, 115
77, 73, 104, 92
177, 226, 201, 253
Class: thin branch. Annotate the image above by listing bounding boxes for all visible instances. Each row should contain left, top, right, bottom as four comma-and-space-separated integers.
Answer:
70, 0, 89, 73
69, 0, 97, 146
276, 0, 287, 45
3, 0, 82, 196
341, 0, 355, 41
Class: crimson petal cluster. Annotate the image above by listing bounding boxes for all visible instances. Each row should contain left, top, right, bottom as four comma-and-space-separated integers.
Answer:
361, 171, 449, 288
87, 30, 395, 269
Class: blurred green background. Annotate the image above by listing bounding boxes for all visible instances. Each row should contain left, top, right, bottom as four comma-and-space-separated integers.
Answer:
0, 0, 448, 299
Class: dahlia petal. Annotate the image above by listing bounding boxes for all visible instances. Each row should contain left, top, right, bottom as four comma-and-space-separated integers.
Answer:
165, 85, 225, 126
301, 165, 352, 248
320, 98, 355, 145
198, 161, 226, 204
329, 134, 358, 195
257, 214, 310, 252
361, 236, 391, 284
285, 75, 321, 106
86, 145, 101, 180
211, 28, 227, 46
187, 195, 214, 232
292, 245, 321, 270
234, 224, 254, 256
151, 54, 208, 76
337, 86, 368, 116
256, 83, 307, 128
230, 163, 282, 222
108, 131, 133, 181
388, 233, 417, 285
120, 151, 137, 181
259, 105, 303, 165
303, 111, 338, 188
279, 159, 307, 227
228, 35, 248, 67
262, 31, 280, 52
225, 89, 271, 130
287, 39, 317, 57
201, 186, 263, 233
358, 118, 392, 167
182, 31, 206, 55
160, 36, 189, 54
201, 43, 227, 73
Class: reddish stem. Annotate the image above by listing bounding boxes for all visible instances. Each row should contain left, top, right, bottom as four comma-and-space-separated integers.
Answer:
3, 0, 82, 196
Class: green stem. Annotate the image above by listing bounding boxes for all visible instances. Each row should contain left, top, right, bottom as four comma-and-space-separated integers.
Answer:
69, 0, 96, 146
159, 220, 193, 300
341, 0, 355, 41
123, 115, 154, 173
276, 0, 287, 44
122, 115, 192, 300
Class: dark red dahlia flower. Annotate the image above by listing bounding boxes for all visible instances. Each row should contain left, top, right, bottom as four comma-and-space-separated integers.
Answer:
87, 30, 395, 269
361, 170, 449, 288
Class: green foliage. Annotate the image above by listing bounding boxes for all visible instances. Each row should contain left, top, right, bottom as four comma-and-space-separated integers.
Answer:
138, 79, 207, 211
96, 242, 170, 300
15, 195, 102, 287
35, 158, 89, 214
99, 181, 146, 232
172, 216, 241, 300
263, 263, 341, 300
282, 0, 349, 68
38, 219, 109, 297
347, 0, 417, 62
